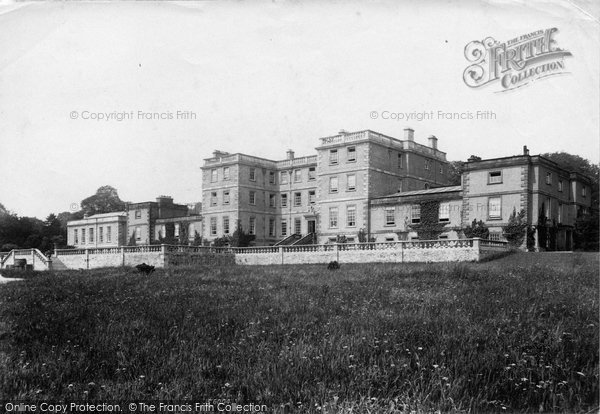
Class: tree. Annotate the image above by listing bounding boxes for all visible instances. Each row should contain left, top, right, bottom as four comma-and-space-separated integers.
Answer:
192, 231, 203, 246
178, 223, 189, 245
447, 161, 465, 186
128, 232, 137, 246
229, 220, 255, 247
574, 211, 599, 251
463, 219, 489, 239
80, 185, 126, 216
211, 221, 255, 247
502, 208, 529, 249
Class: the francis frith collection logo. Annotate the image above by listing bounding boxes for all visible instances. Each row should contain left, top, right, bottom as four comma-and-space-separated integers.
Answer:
463, 28, 572, 92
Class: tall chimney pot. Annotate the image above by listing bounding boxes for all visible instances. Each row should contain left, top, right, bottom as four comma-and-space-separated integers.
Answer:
523, 145, 529, 156
286, 149, 295, 160
428, 135, 438, 150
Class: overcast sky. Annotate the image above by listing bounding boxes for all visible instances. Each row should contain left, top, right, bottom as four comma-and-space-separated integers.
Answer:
0, 0, 598, 218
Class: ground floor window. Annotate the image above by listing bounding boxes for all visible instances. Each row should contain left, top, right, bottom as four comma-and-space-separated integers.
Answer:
210, 218, 217, 236
268, 218, 275, 237
223, 216, 230, 234
294, 218, 301, 235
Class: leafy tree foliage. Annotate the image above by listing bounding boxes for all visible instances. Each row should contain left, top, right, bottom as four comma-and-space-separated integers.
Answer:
128, 232, 137, 246
80, 185, 126, 216
502, 208, 529, 248
574, 211, 599, 251
192, 231, 203, 246
462, 219, 489, 239
447, 161, 465, 186
211, 221, 255, 247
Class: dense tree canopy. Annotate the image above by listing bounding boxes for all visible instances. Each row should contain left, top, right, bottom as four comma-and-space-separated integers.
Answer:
0, 185, 126, 251
80, 185, 127, 216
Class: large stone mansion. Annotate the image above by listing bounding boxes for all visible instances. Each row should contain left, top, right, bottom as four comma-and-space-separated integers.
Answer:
68, 128, 593, 251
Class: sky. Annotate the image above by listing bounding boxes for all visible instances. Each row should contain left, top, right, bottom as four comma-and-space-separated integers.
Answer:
0, 0, 598, 219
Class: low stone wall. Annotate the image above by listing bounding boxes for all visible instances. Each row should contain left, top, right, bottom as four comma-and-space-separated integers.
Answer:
54, 248, 166, 270
166, 252, 235, 267
235, 239, 490, 265
51, 239, 509, 270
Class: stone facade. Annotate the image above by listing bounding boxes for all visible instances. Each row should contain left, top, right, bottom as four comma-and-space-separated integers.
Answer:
462, 149, 593, 250
201, 128, 450, 245
370, 186, 463, 242
67, 212, 127, 248
125, 196, 193, 245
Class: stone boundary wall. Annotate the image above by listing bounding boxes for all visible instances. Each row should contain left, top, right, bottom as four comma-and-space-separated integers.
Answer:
53, 250, 166, 270
50, 239, 508, 270
234, 240, 485, 265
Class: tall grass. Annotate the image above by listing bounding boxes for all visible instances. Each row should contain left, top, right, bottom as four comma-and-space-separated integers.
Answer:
0, 254, 597, 412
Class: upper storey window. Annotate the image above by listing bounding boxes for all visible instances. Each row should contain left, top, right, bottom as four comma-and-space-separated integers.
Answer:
488, 171, 502, 184
211, 169, 218, 182
329, 149, 338, 165
347, 146, 356, 162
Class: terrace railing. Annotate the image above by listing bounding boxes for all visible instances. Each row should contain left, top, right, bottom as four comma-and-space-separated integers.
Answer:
51, 238, 508, 258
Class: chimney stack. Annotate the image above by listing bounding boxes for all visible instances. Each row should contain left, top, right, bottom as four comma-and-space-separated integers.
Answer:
286, 149, 295, 160
403, 127, 414, 141
523, 145, 529, 156
428, 135, 438, 150
213, 150, 229, 159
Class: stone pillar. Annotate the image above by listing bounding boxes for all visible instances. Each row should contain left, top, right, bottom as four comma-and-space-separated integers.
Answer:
472, 237, 481, 261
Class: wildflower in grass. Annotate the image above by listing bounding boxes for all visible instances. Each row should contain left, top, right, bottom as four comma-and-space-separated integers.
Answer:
433, 364, 439, 369
576, 372, 585, 376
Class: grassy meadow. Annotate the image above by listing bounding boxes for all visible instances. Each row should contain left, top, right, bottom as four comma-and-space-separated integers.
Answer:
0, 252, 598, 412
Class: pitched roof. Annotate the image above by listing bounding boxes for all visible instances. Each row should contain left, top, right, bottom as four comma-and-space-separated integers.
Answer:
381, 185, 462, 198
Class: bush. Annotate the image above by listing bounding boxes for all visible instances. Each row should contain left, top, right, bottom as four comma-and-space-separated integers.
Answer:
502, 208, 529, 249
463, 219, 489, 239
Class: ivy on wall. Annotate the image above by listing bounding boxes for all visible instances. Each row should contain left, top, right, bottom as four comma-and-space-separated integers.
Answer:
409, 201, 449, 240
